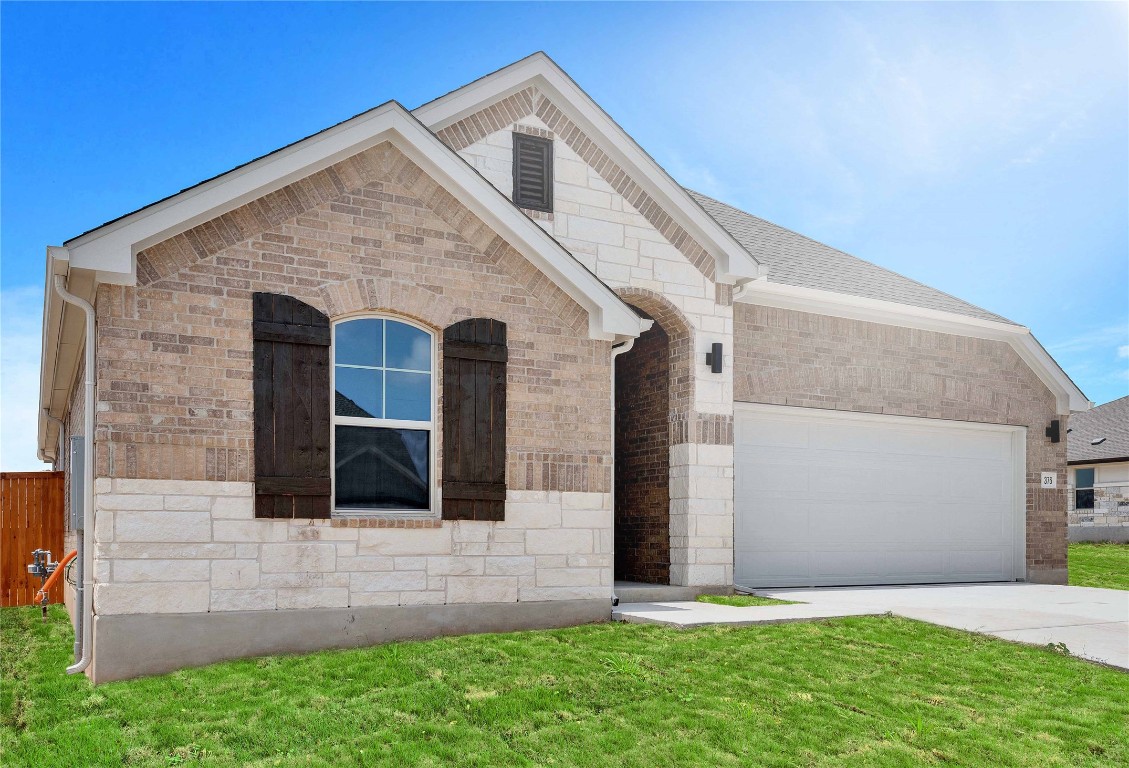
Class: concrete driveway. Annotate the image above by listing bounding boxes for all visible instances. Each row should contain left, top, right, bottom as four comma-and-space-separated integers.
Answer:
759, 583, 1128, 670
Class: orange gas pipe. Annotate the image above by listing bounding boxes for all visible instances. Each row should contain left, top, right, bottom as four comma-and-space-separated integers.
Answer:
34, 550, 77, 605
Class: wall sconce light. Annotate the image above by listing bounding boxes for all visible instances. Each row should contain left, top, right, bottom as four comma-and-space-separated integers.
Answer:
705, 342, 723, 374
1045, 420, 1060, 443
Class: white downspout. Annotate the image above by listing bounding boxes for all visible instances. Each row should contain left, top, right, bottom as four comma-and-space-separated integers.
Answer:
41, 410, 65, 465
608, 337, 636, 607
54, 275, 95, 676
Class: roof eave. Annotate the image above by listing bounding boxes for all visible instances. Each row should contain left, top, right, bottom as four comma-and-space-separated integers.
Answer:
50, 102, 645, 343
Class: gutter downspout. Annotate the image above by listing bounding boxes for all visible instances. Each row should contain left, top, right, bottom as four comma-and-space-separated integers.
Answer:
53, 275, 95, 676
608, 337, 636, 608
41, 410, 65, 465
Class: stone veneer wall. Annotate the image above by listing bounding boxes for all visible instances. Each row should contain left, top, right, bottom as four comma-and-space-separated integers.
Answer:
614, 321, 670, 584
93, 479, 611, 614
448, 90, 735, 585
733, 303, 1068, 581
88, 142, 619, 613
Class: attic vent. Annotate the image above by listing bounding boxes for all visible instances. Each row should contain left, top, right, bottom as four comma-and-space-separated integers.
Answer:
512, 133, 553, 212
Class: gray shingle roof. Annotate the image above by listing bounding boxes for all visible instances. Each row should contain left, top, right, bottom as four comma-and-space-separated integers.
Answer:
1068, 396, 1129, 463
688, 190, 1016, 325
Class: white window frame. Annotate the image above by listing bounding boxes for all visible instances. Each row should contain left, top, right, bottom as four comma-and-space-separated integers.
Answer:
330, 314, 438, 517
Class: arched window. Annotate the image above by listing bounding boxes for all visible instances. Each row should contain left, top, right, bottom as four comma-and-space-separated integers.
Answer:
332, 317, 435, 512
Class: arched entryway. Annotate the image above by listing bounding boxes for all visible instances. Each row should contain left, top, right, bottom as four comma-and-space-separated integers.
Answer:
614, 312, 671, 584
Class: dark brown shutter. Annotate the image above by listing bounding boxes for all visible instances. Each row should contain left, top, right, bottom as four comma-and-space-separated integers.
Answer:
512, 133, 553, 212
253, 292, 331, 519
442, 319, 507, 521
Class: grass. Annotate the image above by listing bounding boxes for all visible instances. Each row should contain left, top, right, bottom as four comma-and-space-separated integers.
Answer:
696, 593, 797, 607
3, 607, 1128, 767
1068, 542, 1129, 590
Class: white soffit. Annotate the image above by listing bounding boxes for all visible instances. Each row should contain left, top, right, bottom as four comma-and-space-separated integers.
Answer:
413, 52, 766, 284
736, 279, 1090, 414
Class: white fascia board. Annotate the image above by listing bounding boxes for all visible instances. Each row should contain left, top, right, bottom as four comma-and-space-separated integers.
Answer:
413, 53, 766, 284
55, 102, 643, 343
737, 279, 1090, 414
38, 248, 95, 456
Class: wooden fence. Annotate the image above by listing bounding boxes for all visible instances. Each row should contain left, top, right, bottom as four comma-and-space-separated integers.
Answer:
1, 472, 66, 607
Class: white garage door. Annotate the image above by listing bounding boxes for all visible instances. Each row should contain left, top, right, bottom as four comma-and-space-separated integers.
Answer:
734, 404, 1026, 588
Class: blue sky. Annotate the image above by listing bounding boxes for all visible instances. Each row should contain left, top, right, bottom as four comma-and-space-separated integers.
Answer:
2, 2, 1126, 470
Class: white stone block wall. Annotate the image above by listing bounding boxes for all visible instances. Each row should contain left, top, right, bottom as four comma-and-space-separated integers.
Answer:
91, 479, 612, 615
461, 114, 736, 587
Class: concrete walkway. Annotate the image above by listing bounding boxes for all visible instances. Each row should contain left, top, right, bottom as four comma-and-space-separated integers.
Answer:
614, 583, 1129, 670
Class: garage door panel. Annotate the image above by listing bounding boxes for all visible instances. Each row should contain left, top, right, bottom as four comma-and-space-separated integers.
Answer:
738, 503, 810, 543
949, 432, 1013, 460
737, 460, 810, 493
816, 423, 951, 457
949, 549, 1008, 577
736, 550, 810, 583
945, 465, 1010, 501
735, 405, 1024, 587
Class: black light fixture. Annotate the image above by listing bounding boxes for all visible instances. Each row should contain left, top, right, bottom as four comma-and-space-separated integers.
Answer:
1046, 420, 1060, 443
705, 342, 723, 374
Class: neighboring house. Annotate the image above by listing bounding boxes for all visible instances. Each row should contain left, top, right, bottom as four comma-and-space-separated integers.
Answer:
37, 53, 1089, 682
1067, 395, 1129, 542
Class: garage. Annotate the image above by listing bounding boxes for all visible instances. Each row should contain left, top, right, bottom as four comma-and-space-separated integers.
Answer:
734, 404, 1027, 588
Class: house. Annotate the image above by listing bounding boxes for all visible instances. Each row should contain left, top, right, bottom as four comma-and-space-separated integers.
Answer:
37, 53, 1089, 683
1067, 395, 1129, 541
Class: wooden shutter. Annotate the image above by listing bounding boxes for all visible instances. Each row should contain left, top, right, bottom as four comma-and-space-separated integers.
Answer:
512, 133, 553, 212
442, 319, 507, 521
253, 292, 331, 519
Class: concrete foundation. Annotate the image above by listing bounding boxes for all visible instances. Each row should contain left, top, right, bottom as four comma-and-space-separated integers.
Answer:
89, 598, 610, 684
1069, 526, 1129, 543
1026, 567, 1069, 585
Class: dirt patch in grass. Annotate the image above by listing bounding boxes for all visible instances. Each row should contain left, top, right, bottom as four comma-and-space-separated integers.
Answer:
3, 605, 1128, 767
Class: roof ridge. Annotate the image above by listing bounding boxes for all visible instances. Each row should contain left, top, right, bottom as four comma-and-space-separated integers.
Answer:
686, 188, 1015, 325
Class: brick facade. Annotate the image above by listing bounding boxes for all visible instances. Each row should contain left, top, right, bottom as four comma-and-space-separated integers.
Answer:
614, 320, 670, 584
97, 142, 610, 494
84, 142, 621, 614
733, 303, 1068, 580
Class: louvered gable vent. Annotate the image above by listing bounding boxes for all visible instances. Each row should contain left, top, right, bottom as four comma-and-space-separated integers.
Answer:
512, 133, 553, 212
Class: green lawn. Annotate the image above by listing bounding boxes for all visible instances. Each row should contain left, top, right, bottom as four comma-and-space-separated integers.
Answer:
697, 593, 797, 607
3, 607, 1127, 767
1069, 542, 1129, 590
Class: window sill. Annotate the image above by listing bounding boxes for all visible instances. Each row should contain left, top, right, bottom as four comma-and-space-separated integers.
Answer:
329, 514, 442, 529
519, 207, 554, 221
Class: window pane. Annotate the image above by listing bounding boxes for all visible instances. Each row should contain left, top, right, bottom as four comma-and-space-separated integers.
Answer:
335, 426, 429, 510
335, 367, 382, 418
385, 321, 431, 371
335, 319, 383, 368
1076, 468, 1095, 489
385, 371, 430, 421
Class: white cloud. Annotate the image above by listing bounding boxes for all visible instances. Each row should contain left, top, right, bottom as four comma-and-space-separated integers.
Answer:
1045, 322, 1129, 404
1047, 323, 1129, 356
1, 286, 48, 471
